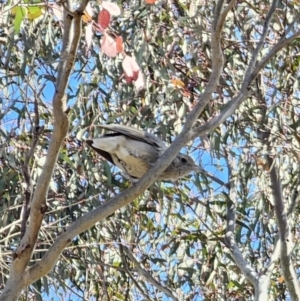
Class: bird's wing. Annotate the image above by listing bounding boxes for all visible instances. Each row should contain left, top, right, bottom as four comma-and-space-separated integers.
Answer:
98, 124, 167, 151
86, 135, 157, 179
85, 139, 115, 164
87, 135, 159, 163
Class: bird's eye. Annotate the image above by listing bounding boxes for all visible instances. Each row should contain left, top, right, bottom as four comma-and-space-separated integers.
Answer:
181, 157, 187, 163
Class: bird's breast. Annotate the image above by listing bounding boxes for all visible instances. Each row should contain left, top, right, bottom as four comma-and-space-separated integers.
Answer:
111, 138, 159, 178
111, 154, 151, 178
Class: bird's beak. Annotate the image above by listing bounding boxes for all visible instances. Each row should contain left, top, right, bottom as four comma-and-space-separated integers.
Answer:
193, 165, 202, 173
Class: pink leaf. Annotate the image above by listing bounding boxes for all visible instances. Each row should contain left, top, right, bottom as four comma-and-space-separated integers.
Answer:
102, 2, 121, 16
122, 55, 140, 79
98, 9, 111, 29
124, 74, 133, 84
115, 36, 124, 54
122, 56, 144, 88
101, 33, 118, 57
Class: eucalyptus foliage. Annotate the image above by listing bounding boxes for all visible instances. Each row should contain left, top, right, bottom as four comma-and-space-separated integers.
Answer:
0, 0, 299, 300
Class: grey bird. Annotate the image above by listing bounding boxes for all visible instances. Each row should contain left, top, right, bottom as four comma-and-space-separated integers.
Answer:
86, 124, 199, 182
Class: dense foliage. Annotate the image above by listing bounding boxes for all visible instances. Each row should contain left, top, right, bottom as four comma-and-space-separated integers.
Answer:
0, 0, 300, 300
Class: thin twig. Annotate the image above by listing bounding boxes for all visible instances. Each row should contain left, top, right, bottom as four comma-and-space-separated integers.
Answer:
122, 246, 179, 301
224, 152, 258, 286
242, 0, 279, 89
20, 94, 44, 238
119, 245, 150, 301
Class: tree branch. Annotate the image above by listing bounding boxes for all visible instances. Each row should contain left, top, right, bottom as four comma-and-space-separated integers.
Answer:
264, 236, 280, 276
192, 21, 300, 141
122, 246, 179, 301
225, 200, 259, 286
0, 9, 82, 301
287, 153, 300, 216
242, 0, 278, 89
224, 156, 259, 286
118, 245, 152, 301
267, 157, 300, 301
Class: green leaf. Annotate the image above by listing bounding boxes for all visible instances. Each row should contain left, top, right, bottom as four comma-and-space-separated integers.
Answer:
27, 6, 43, 20
13, 7, 27, 33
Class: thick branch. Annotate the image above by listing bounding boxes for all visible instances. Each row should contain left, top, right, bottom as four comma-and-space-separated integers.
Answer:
0, 11, 82, 301
267, 157, 300, 301
287, 159, 300, 216
265, 236, 280, 276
